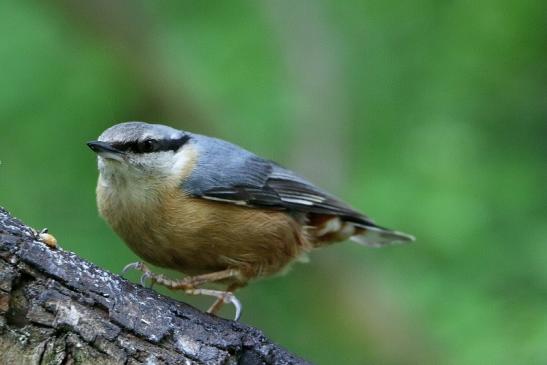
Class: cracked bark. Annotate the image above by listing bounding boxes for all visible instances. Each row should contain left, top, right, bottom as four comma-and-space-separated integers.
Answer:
0, 207, 310, 365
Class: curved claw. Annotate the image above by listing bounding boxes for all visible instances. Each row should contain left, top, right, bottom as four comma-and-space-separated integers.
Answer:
139, 272, 156, 288
139, 272, 149, 287
121, 262, 155, 288
225, 293, 242, 321
121, 262, 142, 276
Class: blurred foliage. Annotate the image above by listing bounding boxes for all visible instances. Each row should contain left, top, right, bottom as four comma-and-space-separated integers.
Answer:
0, 1, 545, 364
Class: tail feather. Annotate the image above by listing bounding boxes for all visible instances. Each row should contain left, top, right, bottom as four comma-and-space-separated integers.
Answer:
350, 225, 415, 247
306, 214, 415, 247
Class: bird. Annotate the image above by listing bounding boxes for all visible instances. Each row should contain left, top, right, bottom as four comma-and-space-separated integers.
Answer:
87, 121, 414, 320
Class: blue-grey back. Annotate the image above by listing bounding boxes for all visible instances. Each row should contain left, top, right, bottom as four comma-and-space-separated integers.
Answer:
180, 132, 372, 226
182, 133, 273, 195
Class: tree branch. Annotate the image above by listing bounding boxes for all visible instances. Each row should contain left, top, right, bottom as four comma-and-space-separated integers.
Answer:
0, 206, 310, 365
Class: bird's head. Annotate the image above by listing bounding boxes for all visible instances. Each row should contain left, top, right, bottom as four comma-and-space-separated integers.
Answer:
87, 121, 193, 183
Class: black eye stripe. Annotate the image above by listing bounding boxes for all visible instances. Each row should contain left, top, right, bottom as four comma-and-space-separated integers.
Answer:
159, 135, 190, 151
111, 135, 190, 153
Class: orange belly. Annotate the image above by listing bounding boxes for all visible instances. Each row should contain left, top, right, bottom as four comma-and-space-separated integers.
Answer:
98, 185, 313, 281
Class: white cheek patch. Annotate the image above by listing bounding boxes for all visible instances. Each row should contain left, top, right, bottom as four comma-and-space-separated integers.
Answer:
170, 145, 197, 177
97, 144, 197, 208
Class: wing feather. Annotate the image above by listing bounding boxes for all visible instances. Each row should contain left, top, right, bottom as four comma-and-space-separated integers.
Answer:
199, 166, 373, 225
181, 134, 374, 226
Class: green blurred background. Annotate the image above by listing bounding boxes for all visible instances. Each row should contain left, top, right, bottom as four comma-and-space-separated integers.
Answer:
1, 1, 545, 364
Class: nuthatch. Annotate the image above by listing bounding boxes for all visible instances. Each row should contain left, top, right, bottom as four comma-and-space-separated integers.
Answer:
87, 121, 414, 320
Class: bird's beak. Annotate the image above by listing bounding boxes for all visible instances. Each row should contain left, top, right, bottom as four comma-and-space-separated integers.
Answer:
87, 141, 125, 161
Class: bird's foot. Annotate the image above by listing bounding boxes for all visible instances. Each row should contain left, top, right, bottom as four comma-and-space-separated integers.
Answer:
121, 262, 243, 320
197, 288, 242, 321
206, 283, 243, 318
121, 261, 158, 288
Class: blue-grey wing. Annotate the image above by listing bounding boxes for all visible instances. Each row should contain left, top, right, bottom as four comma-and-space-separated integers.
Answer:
182, 134, 374, 226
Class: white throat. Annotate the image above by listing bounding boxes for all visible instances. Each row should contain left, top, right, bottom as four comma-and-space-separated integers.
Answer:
97, 145, 197, 206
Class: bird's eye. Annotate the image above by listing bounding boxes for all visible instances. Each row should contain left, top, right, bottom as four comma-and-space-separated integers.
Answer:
138, 139, 157, 153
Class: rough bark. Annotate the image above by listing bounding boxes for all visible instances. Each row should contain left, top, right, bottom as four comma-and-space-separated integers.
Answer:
0, 207, 310, 365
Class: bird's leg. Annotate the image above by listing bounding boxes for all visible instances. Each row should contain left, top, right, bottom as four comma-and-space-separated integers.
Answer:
122, 262, 238, 288
121, 262, 243, 320
207, 283, 243, 315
